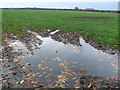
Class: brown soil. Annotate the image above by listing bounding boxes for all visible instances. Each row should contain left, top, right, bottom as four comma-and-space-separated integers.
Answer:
74, 17, 109, 19
23, 29, 118, 55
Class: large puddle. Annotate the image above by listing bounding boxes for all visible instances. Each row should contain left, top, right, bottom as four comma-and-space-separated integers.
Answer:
1, 29, 118, 88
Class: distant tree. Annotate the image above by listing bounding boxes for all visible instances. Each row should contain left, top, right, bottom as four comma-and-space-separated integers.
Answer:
86, 8, 95, 11
74, 7, 79, 10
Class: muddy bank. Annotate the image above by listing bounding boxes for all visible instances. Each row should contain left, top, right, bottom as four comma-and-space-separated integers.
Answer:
1, 29, 118, 88
81, 34, 118, 55
1, 32, 43, 88
23, 29, 81, 46
23, 29, 118, 55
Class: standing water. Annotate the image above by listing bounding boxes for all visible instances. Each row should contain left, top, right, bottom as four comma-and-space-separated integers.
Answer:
1, 29, 118, 88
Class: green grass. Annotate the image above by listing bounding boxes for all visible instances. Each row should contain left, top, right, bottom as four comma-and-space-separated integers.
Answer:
0, 9, 2, 40
2, 9, 118, 46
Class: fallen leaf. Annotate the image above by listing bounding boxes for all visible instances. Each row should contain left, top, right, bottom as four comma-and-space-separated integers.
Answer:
14, 59, 22, 63
36, 85, 44, 88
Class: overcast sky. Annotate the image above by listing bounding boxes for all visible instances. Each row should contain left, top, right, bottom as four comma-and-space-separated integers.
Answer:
0, 0, 119, 10
1, 0, 119, 2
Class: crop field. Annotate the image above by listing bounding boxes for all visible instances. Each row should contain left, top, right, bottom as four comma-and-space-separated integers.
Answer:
2, 9, 118, 46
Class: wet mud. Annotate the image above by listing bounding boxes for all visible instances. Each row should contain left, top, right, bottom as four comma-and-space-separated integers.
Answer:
1, 29, 118, 89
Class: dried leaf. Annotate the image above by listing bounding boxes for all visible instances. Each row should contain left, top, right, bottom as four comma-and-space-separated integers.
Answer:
14, 59, 22, 63
36, 85, 44, 88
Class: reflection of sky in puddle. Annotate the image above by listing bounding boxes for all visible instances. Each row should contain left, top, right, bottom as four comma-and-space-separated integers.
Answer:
7, 30, 118, 87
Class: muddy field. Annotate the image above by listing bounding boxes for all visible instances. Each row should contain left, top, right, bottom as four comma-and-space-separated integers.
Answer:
0, 29, 119, 89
